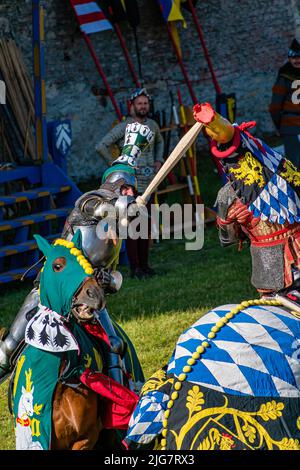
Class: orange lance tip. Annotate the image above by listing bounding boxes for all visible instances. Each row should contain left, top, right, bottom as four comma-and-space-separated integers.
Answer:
193, 103, 235, 144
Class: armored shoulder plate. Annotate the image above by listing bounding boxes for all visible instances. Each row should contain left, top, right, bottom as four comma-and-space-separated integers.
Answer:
75, 188, 116, 209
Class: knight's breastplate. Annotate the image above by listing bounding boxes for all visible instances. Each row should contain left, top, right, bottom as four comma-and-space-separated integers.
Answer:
65, 223, 121, 269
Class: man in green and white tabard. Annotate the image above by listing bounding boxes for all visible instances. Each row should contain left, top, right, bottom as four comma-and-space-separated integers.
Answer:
96, 88, 164, 279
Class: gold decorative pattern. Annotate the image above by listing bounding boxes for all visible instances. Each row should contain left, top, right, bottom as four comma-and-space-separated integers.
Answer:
280, 159, 300, 186
33, 403, 43, 415
229, 152, 265, 188
141, 369, 173, 396
13, 355, 26, 397
198, 429, 235, 450
166, 389, 300, 450
83, 354, 92, 369
186, 386, 205, 417
93, 347, 103, 371
257, 401, 284, 421
160, 298, 285, 450
290, 311, 300, 320
25, 368, 33, 392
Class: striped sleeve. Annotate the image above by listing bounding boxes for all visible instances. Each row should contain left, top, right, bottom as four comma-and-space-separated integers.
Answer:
269, 75, 288, 130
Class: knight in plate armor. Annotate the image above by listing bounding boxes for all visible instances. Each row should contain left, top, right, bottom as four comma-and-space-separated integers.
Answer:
193, 103, 300, 300
0, 122, 154, 385
122, 108, 300, 450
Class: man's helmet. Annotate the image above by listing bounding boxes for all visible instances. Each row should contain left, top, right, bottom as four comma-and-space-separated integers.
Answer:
101, 163, 137, 193
130, 87, 151, 102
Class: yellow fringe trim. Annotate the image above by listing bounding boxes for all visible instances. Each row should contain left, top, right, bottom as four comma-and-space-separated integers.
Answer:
53, 238, 93, 275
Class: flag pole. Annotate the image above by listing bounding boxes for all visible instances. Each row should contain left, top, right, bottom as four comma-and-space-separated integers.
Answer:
108, 6, 141, 88
114, 23, 141, 87
177, 87, 217, 224
132, 26, 143, 86
186, 0, 221, 95
82, 33, 122, 121
186, 0, 228, 181
118, 0, 144, 86
177, 87, 202, 205
32, 0, 49, 162
166, 23, 197, 104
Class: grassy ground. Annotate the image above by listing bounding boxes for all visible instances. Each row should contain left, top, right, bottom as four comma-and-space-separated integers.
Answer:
0, 152, 256, 450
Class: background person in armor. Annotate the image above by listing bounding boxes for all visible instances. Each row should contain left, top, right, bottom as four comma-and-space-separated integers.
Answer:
96, 88, 164, 279
0, 123, 153, 386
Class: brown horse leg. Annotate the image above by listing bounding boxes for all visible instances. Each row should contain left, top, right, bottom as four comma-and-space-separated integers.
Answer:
71, 439, 96, 450
52, 382, 102, 450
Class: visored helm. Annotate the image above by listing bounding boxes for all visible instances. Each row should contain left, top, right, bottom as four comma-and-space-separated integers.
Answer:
101, 164, 137, 193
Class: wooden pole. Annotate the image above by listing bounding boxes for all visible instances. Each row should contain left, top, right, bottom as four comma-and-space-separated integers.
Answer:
186, 0, 222, 95
0, 40, 35, 160
138, 121, 203, 205
166, 23, 197, 105
108, 5, 141, 88
32, 0, 49, 162
177, 86, 205, 215
11, 40, 35, 117
82, 33, 122, 122
114, 22, 141, 87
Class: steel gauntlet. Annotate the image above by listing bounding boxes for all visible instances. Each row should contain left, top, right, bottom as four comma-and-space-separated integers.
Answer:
95, 268, 123, 294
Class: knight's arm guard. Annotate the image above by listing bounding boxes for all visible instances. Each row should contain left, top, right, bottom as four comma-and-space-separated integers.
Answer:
215, 183, 250, 247
75, 190, 117, 219
95, 269, 123, 294
217, 218, 240, 247
76, 191, 139, 223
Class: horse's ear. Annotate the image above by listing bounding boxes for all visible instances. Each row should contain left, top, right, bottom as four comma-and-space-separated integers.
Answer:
34, 234, 52, 257
71, 230, 83, 250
